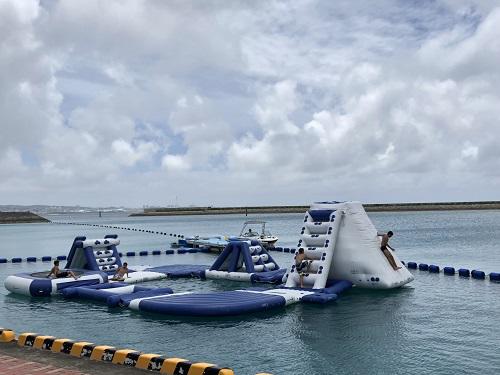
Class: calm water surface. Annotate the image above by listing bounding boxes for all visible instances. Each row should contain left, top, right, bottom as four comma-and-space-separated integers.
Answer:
1, 210, 500, 374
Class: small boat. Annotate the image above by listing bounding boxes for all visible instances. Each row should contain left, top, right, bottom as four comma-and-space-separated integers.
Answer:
238, 220, 278, 248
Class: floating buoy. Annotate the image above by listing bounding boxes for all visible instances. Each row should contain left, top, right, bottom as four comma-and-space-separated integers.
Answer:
0, 258, 7, 264
165, 250, 175, 255
177, 249, 188, 254
471, 270, 485, 280
283, 248, 290, 253
126, 252, 136, 257
152, 250, 161, 255
26, 257, 37, 263
57, 255, 67, 260
407, 262, 417, 269
489, 272, 500, 281
139, 251, 148, 256
41, 256, 52, 262
458, 268, 470, 277
418, 263, 429, 271
11, 258, 22, 263
443, 267, 455, 275
429, 265, 440, 273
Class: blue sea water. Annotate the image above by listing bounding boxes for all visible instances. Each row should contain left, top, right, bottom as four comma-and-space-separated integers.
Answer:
1, 210, 500, 374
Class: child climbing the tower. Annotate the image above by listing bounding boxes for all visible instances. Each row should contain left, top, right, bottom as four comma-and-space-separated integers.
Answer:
380, 231, 401, 271
47, 260, 79, 279
295, 248, 312, 288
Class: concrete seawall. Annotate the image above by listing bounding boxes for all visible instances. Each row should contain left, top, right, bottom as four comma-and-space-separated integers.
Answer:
0, 211, 50, 224
130, 201, 500, 217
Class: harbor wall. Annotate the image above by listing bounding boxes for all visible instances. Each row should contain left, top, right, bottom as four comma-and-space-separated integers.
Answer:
130, 201, 500, 216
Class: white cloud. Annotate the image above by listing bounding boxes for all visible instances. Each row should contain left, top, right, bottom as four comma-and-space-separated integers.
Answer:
162, 154, 190, 172
1, 0, 500, 206
111, 139, 158, 167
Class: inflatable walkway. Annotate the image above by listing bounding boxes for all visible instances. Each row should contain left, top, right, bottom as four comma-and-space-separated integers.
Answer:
285, 201, 413, 289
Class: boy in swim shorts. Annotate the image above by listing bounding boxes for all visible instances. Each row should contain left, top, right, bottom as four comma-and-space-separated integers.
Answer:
380, 231, 401, 271
112, 262, 129, 281
47, 260, 79, 279
295, 248, 312, 288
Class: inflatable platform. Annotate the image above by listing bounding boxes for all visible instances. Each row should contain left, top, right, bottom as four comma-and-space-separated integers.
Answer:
4, 235, 165, 296
3, 201, 413, 317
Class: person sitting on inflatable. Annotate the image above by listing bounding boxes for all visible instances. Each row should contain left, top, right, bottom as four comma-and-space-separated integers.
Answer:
47, 260, 79, 280
112, 262, 129, 281
295, 248, 312, 288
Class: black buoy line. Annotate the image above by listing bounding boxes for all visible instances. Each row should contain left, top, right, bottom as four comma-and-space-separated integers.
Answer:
404, 261, 500, 282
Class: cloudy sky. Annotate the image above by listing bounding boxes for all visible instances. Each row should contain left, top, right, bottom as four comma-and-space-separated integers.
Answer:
0, 0, 499, 207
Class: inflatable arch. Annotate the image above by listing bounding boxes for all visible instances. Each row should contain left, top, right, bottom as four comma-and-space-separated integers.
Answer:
205, 241, 283, 282
65, 235, 122, 274
285, 201, 414, 289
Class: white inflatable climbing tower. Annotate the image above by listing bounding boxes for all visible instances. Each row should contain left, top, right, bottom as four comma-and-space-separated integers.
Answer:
285, 201, 414, 289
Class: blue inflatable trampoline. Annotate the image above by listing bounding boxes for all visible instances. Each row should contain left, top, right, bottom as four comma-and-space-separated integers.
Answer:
128, 290, 287, 317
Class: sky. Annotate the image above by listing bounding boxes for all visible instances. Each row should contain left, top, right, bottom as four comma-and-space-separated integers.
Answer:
0, 0, 499, 207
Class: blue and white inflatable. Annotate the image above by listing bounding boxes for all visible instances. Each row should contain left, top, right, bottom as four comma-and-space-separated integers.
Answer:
4, 270, 107, 297
3, 234, 164, 297
205, 240, 284, 282
284, 201, 414, 289
65, 235, 122, 274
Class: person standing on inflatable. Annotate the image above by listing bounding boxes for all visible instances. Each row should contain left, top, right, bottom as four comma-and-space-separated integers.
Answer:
380, 231, 401, 271
295, 248, 312, 288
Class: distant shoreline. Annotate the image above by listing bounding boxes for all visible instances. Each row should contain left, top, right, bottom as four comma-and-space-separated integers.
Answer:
130, 201, 500, 216
0, 211, 50, 224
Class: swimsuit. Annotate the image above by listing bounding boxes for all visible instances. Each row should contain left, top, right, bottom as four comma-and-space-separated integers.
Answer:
380, 245, 387, 251
56, 271, 69, 278
296, 260, 310, 275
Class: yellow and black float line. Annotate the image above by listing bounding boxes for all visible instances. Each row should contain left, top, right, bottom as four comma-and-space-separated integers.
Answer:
14, 331, 237, 374
0, 328, 15, 343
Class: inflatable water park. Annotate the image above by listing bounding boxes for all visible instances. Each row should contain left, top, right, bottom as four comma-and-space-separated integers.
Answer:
4, 201, 414, 317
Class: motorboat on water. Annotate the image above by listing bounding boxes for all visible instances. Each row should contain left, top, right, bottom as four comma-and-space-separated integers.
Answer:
171, 221, 279, 250
238, 220, 278, 248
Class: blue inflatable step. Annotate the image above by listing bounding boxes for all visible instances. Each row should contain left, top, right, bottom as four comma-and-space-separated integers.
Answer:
131, 290, 287, 317
250, 269, 286, 284
307, 210, 335, 223
146, 264, 208, 279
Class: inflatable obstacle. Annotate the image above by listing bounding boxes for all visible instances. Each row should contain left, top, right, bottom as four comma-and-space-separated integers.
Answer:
66, 235, 122, 274
61, 283, 174, 307
123, 279, 353, 317
285, 201, 414, 290
4, 235, 165, 297
4, 270, 107, 297
205, 241, 285, 283
146, 241, 286, 284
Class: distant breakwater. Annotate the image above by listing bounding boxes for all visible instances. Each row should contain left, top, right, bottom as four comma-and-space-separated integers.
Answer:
130, 201, 500, 217
0, 212, 50, 224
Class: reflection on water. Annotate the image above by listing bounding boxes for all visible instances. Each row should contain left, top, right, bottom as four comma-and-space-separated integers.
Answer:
1, 210, 500, 374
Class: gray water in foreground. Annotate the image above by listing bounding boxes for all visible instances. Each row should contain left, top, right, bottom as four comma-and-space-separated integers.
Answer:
1, 210, 500, 374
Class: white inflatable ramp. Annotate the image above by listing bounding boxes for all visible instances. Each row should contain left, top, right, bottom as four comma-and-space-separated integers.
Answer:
285, 201, 414, 289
